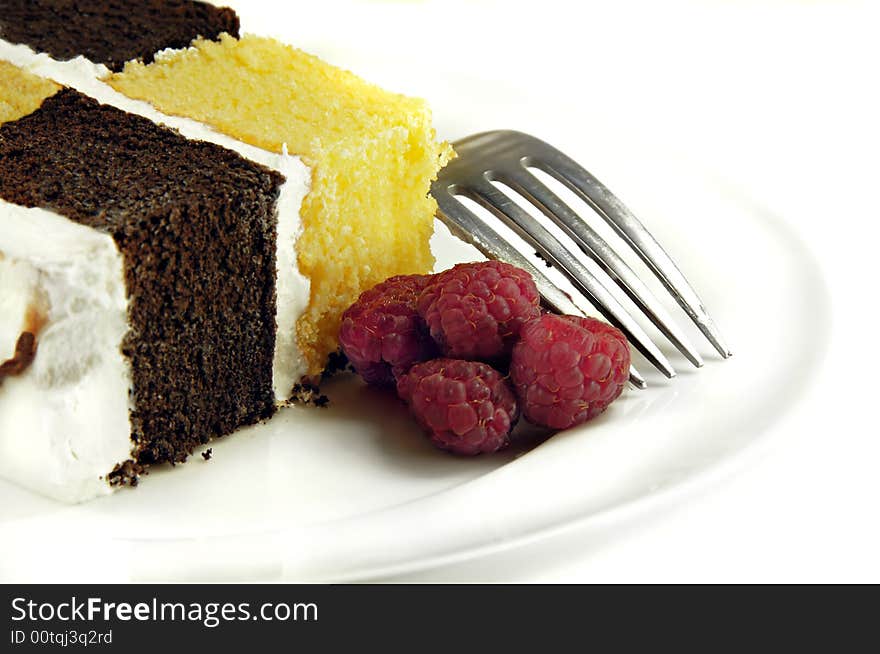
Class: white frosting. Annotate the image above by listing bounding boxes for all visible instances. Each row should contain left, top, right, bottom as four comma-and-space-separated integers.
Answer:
0, 40, 313, 502
0, 206, 133, 503
273, 146, 312, 398
0, 38, 312, 399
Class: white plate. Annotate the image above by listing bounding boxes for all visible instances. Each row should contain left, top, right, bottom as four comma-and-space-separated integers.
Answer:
0, 5, 831, 582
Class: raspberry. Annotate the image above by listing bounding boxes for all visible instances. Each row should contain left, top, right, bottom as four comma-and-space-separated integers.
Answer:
339, 274, 437, 387
510, 314, 630, 430
396, 358, 519, 455
417, 261, 540, 361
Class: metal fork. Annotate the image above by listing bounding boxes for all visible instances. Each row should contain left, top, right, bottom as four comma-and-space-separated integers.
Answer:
431, 130, 731, 389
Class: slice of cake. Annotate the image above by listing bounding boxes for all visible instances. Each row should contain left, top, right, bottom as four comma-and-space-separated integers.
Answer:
0, 75, 309, 501
0, 2, 451, 502
108, 34, 454, 376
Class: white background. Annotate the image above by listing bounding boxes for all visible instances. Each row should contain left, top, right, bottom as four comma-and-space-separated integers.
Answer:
232, 0, 879, 582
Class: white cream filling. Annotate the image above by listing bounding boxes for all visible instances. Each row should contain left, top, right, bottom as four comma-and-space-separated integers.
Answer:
0, 205, 132, 503
0, 40, 313, 502
0, 38, 313, 399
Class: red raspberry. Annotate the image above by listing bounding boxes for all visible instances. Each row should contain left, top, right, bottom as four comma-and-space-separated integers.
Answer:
339, 274, 437, 387
417, 261, 540, 361
396, 358, 519, 455
510, 314, 630, 430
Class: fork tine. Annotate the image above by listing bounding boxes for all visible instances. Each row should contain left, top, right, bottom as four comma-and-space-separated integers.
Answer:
501, 168, 704, 369
462, 180, 677, 378
433, 186, 648, 389
627, 365, 647, 390
434, 185, 581, 315
523, 135, 732, 359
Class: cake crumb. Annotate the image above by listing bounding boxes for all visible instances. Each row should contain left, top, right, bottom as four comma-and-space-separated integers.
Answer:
322, 350, 354, 379
201, 448, 213, 461
314, 394, 330, 408
108, 459, 145, 488
290, 383, 331, 408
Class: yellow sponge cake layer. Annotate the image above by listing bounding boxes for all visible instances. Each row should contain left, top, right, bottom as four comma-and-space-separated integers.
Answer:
0, 61, 60, 125
109, 34, 454, 376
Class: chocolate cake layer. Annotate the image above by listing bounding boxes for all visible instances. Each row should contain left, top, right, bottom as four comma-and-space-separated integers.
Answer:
0, 0, 239, 71
0, 89, 283, 466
